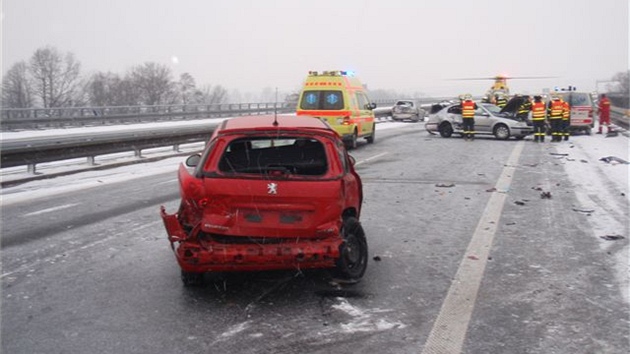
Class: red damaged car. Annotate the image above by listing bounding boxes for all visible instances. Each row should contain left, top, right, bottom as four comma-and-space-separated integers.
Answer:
160, 114, 368, 286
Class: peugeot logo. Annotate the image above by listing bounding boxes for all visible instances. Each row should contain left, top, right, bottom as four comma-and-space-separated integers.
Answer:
267, 183, 278, 195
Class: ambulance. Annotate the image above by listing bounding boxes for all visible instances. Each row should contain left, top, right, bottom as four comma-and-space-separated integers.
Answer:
296, 70, 377, 149
558, 91, 595, 135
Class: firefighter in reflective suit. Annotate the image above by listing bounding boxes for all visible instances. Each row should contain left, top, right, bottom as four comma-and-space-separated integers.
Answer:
461, 94, 477, 140
531, 95, 546, 142
547, 94, 565, 142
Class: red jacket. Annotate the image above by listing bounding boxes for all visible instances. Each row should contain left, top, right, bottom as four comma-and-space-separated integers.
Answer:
599, 97, 611, 117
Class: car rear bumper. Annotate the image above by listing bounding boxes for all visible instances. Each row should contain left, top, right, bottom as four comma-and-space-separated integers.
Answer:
173, 238, 341, 272
161, 206, 341, 273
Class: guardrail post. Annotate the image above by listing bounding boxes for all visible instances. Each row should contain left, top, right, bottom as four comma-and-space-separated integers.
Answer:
87, 156, 96, 166
134, 148, 142, 158
27, 163, 37, 175
173, 144, 180, 152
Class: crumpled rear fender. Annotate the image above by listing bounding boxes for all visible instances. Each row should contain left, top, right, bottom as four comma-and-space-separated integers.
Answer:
160, 206, 188, 243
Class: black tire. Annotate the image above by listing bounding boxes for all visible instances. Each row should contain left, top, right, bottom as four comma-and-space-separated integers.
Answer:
494, 124, 510, 140
181, 270, 203, 287
438, 122, 453, 138
365, 124, 375, 144
334, 217, 368, 280
346, 130, 358, 150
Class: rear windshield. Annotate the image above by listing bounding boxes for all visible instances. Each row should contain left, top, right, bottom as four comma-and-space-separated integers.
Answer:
218, 137, 328, 176
560, 92, 592, 106
299, 90, 344, 110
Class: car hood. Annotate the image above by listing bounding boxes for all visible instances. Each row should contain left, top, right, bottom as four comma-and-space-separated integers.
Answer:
500, 97, 524, 114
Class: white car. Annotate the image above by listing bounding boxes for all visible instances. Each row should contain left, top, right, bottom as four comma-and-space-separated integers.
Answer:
391, 100, 425, 122
425, 102, 533, 140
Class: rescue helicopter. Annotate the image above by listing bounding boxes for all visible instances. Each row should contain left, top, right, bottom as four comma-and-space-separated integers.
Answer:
451, 74, 554, 103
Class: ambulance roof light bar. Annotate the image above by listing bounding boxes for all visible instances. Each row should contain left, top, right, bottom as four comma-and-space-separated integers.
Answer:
308, 70, 355, 77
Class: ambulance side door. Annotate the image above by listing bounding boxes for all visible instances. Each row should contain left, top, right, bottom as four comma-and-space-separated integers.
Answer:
355, 91, 374, 135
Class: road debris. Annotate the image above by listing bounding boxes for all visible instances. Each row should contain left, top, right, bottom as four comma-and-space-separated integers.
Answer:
550, 153, 569, 156
599, 156, 629, 164
572, 207, 595, 214
580, 159, 588, 163
435, 183, 455, 188
540, 191, 552, 199
486, 187, 497, 192
606, 131, 619, 137
600, 235, 625, 241
467, 255, 479, 260
373, 256, 382, 262
515, 201, 526, 206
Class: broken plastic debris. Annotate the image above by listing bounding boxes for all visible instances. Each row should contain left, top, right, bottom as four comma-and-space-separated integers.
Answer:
467, 255, 479, 260
515, 201, 526, 206
600, 156, 629, 164
572, 207, 595, 214
600, 235, 625, 241
540, 191, 552, 199
580, 159, 588, 163
486, 187, 497, 192
373, 256, 382, 262
550, 153, 569, 156
435, 183, 455, 188
605, 131, 619, 137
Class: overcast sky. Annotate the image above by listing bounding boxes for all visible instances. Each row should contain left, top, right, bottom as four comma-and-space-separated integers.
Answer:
2, 0, 628, 97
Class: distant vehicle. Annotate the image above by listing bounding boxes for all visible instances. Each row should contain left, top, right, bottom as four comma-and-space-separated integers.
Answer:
391, 100, 425, 122
160, 114, 368, 286
296, 70, 376, 149
557, 91, 595, 134
425, 102, 533, 140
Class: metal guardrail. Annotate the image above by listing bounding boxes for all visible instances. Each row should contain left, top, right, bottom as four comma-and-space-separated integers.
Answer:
0, 103, 293, 131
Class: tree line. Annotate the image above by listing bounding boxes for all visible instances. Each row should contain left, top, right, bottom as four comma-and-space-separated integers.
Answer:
1, 46, 229, 109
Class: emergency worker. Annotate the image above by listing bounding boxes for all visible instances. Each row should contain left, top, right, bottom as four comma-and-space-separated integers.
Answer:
460, 94, 477, 140
517, 95, 532, 120
562, 99, 571, 140
547, 94, 564, 142
597, 93, 611, 134
494, 94, 507, 108
531, 95, 546, 142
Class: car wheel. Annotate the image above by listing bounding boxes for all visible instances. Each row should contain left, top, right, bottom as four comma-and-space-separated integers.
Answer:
366, 125, 375, 144
181, 270, 203, 287
334, 217, 368, 280
347, 130, 358, 149
584, 127, 592, 135
494, 124, 510, 140
438, 122, 453, 138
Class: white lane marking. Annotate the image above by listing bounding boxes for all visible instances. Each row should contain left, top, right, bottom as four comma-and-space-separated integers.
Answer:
22, 203, 81, 217
421, 140, 525, 354
156, 178, 178, 185
356, 152, 388, 166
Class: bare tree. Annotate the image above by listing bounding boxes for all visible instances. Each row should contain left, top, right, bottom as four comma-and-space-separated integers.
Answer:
2, 61, 33, 109
609, 70, 629, 94
193, 85, 228, 105
29, 46, 81, 108
178, 73, 196, 105
86, 72, 119, 106
129, 62, 175, 105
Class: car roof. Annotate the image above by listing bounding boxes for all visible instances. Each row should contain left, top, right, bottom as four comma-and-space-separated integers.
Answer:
217, 114, 336, 135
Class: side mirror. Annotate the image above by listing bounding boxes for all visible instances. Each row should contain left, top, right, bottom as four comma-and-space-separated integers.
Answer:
185, 154, 202, 167
370, 103, 377, 110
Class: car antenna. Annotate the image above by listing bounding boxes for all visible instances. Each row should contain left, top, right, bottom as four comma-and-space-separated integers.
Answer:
273, 87, 279, 126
